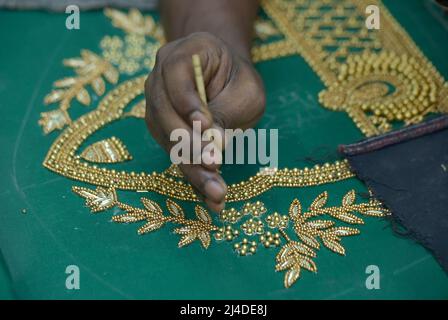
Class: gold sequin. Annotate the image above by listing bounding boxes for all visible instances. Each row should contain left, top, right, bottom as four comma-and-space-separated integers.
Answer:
80, 137, 132, 163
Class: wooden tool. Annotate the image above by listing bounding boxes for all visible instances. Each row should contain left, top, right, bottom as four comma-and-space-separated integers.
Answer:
192, 54, 207, 106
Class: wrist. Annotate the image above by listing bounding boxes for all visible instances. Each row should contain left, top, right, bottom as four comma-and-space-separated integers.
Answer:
183, 16, 252, 60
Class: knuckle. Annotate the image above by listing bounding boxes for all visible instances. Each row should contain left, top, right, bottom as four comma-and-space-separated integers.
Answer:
163, 53, 185, 71
189, 31, 216, 43
155, 43, 172, 64
187, 32, 223, 55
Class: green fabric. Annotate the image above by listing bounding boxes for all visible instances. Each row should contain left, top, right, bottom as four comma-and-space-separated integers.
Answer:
1, 0, 448, 299
0, 253, 15, 299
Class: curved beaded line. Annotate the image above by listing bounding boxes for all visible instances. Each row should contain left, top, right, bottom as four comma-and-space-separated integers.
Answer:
43, 76, 355, 202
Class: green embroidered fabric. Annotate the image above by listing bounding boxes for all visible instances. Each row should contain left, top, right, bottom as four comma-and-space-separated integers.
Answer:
0, 0, 447, 298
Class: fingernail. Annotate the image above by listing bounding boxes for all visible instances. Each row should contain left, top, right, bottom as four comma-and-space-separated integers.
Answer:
206, 199, 225, 214
216, 202, 226, 213
204, 180, 225, 201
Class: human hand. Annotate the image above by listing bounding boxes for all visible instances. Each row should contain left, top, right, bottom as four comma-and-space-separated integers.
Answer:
145, 32, 266, 213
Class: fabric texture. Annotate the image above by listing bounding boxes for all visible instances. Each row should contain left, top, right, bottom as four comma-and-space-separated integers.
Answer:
340, 116, 448, 273
0, 0, 158, 11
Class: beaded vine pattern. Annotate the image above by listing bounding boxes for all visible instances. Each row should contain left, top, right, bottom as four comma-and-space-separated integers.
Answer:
73, 185, 386, 288
36, 2, 444, 288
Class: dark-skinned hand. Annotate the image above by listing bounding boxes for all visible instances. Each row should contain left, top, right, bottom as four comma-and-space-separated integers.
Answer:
145, 32, 265, 213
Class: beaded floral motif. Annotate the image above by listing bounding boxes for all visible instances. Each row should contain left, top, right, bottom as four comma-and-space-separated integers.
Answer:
37, 3, 431, 289
214, 225, 240, 242
234, 238, 258, 256
265, 212, 289, 229
73, 186, 386, 288
241, 201, 267, 217
74, 185, 218, 248
39, 50, 118, 134
220, 207, 243, 224
260, 232, 282, 248
241, 218, 265, 236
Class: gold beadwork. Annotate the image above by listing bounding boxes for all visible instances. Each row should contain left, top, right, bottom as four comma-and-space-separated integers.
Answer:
100, 34, 160, 75
214, 225, 239, 242
35, 4, 421, 290
251, 39, 297, 63
100, 9, 163, 76
220, 207, 243, 224
42, 3, 448, 136
122, 100, 146, 119
260, 232, 282, 248
261, 0, 447, 136
80, 137, 132, 163
234, 238, 258, 256
104, 8, 163, 39
72, 186, 386, 288
72, 186, 117, 213
73, 186, 219, 249
43, 76, 355, 202
241, 201, 267, 217
254, 18, 281, 41
241, 218, 265, 236
276, 190, 385, 288
318, 51, 440, 134
265, 212, 289, 229
38, 109, 71, 135
39, 50, 119, 134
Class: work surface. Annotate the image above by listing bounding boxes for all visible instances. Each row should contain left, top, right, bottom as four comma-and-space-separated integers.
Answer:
1, 0, 448, 299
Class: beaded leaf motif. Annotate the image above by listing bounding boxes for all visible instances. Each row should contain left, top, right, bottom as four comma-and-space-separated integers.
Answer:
276, 190, 386, 288
72, 186, 386, 288
73, 185, 218, 249
39, 50, 118, 134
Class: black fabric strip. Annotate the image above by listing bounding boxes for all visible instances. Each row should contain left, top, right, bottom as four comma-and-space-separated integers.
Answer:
340, 116, 448, 273
339, 115, 448, 156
